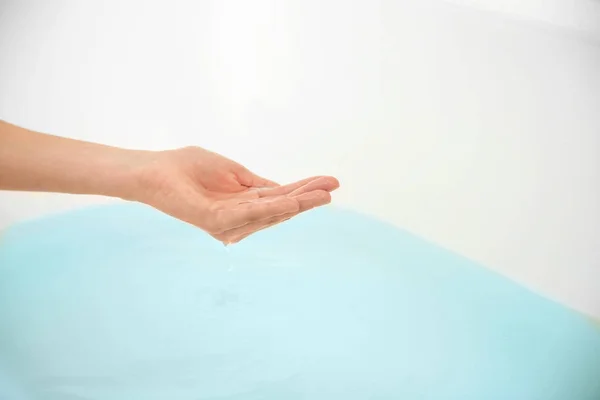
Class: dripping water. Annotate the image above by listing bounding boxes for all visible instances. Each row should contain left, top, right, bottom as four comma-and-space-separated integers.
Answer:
223, 242, 234, 272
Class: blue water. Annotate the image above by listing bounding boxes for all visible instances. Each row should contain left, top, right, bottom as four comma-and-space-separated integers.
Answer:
0, 203, 599, 400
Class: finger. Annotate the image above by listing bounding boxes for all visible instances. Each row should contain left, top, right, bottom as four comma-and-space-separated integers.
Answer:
292, 189, 332, 211
256, 176, 323, 197
220, 190, 332, 244
257, 176, 339, 198
241, 190, 330, 239
213, 213, 295, 244
235, 167, 280, 188
253, 175, 279, 188
209, 196, 299, 233
288, 177, 340, 197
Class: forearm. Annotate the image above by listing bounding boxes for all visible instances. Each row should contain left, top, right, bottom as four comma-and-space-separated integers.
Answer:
0, 120, 150, 200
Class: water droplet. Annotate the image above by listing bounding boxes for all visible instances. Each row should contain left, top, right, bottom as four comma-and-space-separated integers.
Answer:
223, 243, 234, 271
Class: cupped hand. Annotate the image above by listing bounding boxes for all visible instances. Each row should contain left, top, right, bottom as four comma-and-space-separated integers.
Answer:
134, 146, 339, 244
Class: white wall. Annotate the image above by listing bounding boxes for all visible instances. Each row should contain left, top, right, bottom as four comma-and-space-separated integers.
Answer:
1, 0, 599, 319
447, 0, 600, 39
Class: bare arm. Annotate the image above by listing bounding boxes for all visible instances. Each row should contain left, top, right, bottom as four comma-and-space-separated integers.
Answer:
0, 120, 339, 243
0, 120, 147, 200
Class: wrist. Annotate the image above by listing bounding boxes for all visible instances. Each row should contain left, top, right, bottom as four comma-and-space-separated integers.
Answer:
100, 148, 158, 202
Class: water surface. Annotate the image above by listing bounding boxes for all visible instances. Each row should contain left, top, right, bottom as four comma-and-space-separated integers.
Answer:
0, 203, 599, 399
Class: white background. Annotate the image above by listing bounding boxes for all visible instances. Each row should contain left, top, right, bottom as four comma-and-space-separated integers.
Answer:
1, 0, 599, 318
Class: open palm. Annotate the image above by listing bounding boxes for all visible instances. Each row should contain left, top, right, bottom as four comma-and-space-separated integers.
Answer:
136, 146, 339, 244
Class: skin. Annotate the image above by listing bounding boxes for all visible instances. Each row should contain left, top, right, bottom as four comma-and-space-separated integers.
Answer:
0, 120, 339, 244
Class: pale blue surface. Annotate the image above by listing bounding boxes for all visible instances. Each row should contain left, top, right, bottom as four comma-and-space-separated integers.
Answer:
0, 203, 599, 400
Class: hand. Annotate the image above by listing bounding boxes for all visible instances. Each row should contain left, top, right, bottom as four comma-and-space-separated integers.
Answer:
134, 146, 339, 244
0, 121, 338, 242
